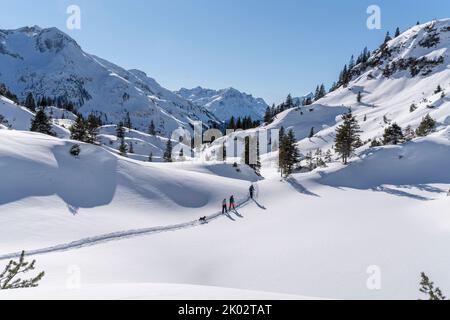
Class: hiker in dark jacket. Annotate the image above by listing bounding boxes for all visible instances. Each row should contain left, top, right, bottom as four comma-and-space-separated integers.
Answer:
229, 195, 236, 211
249, 185, 255, 199
222, 199, 228, 214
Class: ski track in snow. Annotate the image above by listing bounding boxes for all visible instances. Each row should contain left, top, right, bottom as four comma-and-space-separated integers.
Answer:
0, 197, 251, 261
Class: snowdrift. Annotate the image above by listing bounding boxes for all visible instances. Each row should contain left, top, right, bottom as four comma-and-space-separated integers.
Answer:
320, 135, 450, 190
0, 130, 258, 252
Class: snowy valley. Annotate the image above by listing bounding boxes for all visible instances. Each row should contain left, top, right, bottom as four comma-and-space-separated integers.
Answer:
1, 18, 450, 300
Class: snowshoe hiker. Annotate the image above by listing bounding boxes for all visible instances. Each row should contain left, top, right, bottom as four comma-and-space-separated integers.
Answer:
222, 199, 228, 214
229, 195, 236, 211
249, 185, 255, 199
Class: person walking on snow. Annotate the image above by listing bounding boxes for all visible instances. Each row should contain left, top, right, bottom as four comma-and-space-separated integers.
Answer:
229, 195, 236, 211
222, 199, 228, 214
249, 185, 255, 199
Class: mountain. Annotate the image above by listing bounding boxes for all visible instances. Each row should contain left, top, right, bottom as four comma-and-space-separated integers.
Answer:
0, 26, 219, 135
262, 19, 450, 155
204, 19, 450, 166
176, 86, 268, 122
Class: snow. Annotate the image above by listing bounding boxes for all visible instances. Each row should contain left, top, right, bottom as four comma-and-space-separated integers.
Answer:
1, 125, 450, 300
1, 19, 450, 300
176, 87, 268, 121
0, 283, 311, 300
256, 19, 450, 158
0, 27, 220, 135
0, 96, 71, 138
0, 130, 257, 253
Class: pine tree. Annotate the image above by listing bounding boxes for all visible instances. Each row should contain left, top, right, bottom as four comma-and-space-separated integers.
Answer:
305, 150, 314, 171
314, 85, 320, 101
70, 115, 88, 142
395, 27, 401, 37
164, 139, 173, 162
263, 106, 272, 124
148, 152, 153, 162
383, 123, 404, 145
404, 125, 416, 141
279, 129, 300, 177
116, 122, 126, 139
0, 251, 45, 289
30, 109, 54, 136
285, 94, 294, 109
119, 137, 127, 156
86, 114, 101, 144
319, 84, 326, 99
370, 139, 382, 148
70, 144, 81, 157
309, 127, 315, 138
357, 92, 362, 103
325, 150, 333, 163
236, 117, 242, 129
348, 55, 355, 70
384, 31, 392, 44
334, 111, 361, 164
419, 272, 446, 300
315, 149, 325, 167
148, 120, 156, 135
434, 85, 443, 94
410, 103, 417, 113
128, 142, 134, 154
24, 93, 36, 112
228, 116, 236, 130
416, 114, 436, 137
39, 96, 47, 107
279, 126, 285, 144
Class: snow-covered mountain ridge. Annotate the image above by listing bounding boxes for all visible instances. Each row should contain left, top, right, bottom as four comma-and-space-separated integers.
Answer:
264, 19, 450, 156
0, 26, 219, 135
176, 86, 268, 121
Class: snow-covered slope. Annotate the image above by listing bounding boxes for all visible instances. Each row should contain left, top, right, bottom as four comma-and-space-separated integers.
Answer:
284, 19, 450, 156
0, 129, 259, 253
202, 21, 450, 162
97, 125, 172, 162
0, 96, 34, 131
176, 87, 268, 121
0, 95, 71, 138
1, 128, 450, 300
0, 26, 219, 135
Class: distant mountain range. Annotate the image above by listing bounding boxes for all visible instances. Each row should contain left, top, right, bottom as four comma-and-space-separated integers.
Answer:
176, 86, 268, 122
0, 26, 220, 135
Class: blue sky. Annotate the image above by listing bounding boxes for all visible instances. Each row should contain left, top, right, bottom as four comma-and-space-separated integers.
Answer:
0, 0, 448, 104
